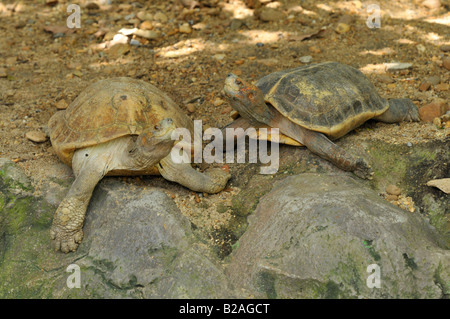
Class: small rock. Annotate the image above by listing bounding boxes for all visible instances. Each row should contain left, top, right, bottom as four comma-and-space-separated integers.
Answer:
256, 42, 264, 47
130, 39, 141, 46
255, 7, 285, 22
0, 68, 7, 78
55, 99, 68, 110
386, 184, 401, 196
422, 0, 441, 9
85, 2, 100, 10
299, 55, 312, 63
335, 23, 350, 34
153, 12, 168, 23
257, 58, 278, 67
442, 57, 450, 70
426, 75, 441, 85
377, 74, 394, 84
26, 131, 47, 143
108, 43, 130, 58
213, 54, 226, 61
385, 194, 398, 201
136, 11, 153, 21
416, 44, 426, 53
309, 46, 321, 54
406, 142, 413, 147
432, 117, 442, 127
179, 23, 192, 34
213, 98, 224, 107
186, 103, 196, 113
133, 29, 160, 40
418, 81, 431, 91
385, 62, 412, 72
439, 44, 450, 52
139, 21, 153, 30
434, 83, 449, 92
419, 100, 449, 122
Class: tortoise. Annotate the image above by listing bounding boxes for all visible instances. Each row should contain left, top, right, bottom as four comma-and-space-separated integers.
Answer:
48, 77, 230, 253
223, 61, 419, 178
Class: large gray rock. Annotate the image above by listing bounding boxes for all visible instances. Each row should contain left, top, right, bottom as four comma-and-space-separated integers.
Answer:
226, 173, 449, 299
73, 179, 233, 298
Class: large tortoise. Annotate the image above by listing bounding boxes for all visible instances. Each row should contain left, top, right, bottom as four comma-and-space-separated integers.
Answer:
48, 77, 230, 253
224, 61, 419, 178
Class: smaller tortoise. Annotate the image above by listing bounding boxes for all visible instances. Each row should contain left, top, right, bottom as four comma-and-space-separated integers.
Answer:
224, 62, 419, 178
48, 77, 230, 253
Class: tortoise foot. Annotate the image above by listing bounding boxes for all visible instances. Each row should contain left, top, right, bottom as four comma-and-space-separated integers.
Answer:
353, 158, 373, 180
50, 224, 84, 253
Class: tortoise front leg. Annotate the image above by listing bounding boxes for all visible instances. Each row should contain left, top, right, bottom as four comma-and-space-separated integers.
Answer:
50, 161, 105, 253
301, 129, 373, 179
276, 115, 373, 179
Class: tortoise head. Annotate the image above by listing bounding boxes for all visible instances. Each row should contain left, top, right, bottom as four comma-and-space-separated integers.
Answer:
224, 73, 270, 124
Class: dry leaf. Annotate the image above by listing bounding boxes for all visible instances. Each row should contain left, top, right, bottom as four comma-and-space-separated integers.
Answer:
426, 178, 450, 194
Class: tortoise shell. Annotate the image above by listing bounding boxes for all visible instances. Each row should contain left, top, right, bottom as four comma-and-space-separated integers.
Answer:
256, 61, 389, 139
48, 77, 194, 166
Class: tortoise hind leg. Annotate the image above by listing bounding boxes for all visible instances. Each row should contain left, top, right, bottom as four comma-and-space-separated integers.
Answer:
374, 99, 419, 123
157, 154, 231, 194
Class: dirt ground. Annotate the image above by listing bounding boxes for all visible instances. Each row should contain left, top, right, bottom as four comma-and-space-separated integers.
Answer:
0, 0, 449, 253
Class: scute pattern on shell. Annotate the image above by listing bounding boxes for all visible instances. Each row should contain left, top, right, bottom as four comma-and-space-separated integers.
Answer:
48, 77, 193, 166
256, 62, 389, 138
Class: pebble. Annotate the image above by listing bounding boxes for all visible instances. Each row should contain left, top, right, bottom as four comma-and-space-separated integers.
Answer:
386, 184, 401, 196
385, 194, 398, 201
0, 68, 7, 78
108, 43, 130, 58
139, 20, 153, 30
186, 103, 196, 113
153, 12, 168, 23
385, 62, 412, 71
179, 23, 192, 34
256, 42, 264, 47
130, 39, 141, 46
26, 131, 47, 143
213, 98, 224, 107
377, 74, 394, 84
432, 117, 442, 127
136, 11, 153, 21
439, 44, 450, 52
422, 0, 441, 9
85, 2, 100, 10
55, 99, 68, 110
309, 46, 321, 54
418, 81, 431, 91
335, 23, 350, 34
133, 29, 160, 40
442, 57, 450, 70
419, 100, 448, 122
435, 83, 449, 92
426, 75, 441, 85
407, 142, 413, 147
213, 53, 226, 61
299, 55, 312, 63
